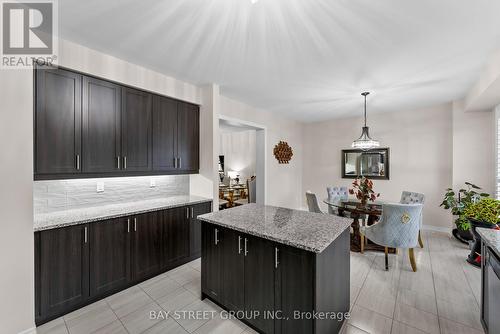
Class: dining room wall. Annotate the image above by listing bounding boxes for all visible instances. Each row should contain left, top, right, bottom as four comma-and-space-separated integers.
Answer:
219, 130, 257, 182
303, 103, 456, 229
219, 96, 304, 209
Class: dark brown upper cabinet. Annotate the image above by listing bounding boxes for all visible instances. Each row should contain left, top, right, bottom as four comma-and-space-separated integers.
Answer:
34, 66, 199, 180
121, 88, 153, 172
177, 102, 200, 172
82, 77, 122, 173
152, 95, 178, 171
35, 68, 82, 175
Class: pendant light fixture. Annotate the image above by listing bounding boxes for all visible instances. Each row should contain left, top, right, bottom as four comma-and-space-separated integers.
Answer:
352, 92, 380, 150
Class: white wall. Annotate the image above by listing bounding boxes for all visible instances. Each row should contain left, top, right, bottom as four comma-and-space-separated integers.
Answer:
219, 96, 304, 209
219, 130, 257, 181
452, 100, 495, 195
0, 71, 35, 333
303, 104, 455, 228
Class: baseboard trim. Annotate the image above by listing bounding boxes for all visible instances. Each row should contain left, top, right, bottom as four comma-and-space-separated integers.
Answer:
422, 224, 451, 233
18, 326, 36, 334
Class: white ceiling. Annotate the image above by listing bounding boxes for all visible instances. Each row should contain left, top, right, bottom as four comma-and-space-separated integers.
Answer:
59, 0, 500, 122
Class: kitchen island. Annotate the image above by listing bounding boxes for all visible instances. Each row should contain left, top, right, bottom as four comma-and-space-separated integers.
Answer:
198, 204, 352, 334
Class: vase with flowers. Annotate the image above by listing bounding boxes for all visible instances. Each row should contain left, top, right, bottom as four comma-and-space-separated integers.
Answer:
349, 176, 380, 207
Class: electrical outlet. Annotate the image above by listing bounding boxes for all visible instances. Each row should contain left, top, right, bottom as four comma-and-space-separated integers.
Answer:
96, 181, 104, 193
150, 178, 156, 188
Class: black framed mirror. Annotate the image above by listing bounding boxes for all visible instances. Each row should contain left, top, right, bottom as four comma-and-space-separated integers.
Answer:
341, 148, 390, 180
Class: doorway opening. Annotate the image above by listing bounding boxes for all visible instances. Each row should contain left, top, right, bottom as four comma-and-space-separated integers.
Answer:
217, 116, 266, 210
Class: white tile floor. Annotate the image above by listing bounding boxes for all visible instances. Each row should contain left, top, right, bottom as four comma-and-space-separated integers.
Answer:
36, 231, 484, 334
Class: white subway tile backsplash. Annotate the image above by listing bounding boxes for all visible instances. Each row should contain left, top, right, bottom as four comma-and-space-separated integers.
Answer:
34, 175, 189, 213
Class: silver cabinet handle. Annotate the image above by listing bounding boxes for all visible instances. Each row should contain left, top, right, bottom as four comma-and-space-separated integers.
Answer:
123, 156, 127, 169
238, 236, 242, 254
174, 157, 177, 169
244, 238, 248, 256
127, 219, 130, 233
84, 227, 88, 244
215, 228, 219, 245
117, 156, 121, 169
191, 207, 194, 218
275, 247, 279, 268
186, 207, 190, 219
134, 218, 137, 232
76, 154, 80, 170
178, 157, 182, 169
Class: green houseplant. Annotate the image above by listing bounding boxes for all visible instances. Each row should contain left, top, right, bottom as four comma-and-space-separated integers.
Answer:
463, 197, 500, 267
440, 182, 489, 243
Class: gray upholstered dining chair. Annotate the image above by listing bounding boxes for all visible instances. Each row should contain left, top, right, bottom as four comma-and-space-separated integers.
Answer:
360, 203, 423, 272
234, 177, 256, 206
400, 191, 425, 248
326, 186, 349, 214
306, 191, 323, 213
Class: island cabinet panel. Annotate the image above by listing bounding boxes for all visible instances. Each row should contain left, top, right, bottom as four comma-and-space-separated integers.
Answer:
221, 229, 245, 311
82, 77, 121, 173
244, 236, 276, 333
89, 217, 131, 298
36, 224, 89, 323
190, 202, 212, 258
201, 224, 351, 334
132, 211, 162, 282
202, 223, 223, 299
121, 88, 153, 172
274, 246, 314, 334
35, 68, 82, 175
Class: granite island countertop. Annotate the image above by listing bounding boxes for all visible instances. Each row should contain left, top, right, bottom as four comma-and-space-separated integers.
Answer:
34, 195, 212, 232
477, 227, 500, 259
198, 203, 352, 253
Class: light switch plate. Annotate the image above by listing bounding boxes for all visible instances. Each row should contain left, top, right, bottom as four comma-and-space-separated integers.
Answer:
150, 178, 156, 188
96, 181, 104, 193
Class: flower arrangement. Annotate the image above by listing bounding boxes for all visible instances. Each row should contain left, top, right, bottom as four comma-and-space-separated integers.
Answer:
349, 176, 380, 206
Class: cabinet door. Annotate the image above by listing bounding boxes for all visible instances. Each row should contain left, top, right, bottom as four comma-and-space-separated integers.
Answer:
132, 212, 161, 282
274, 246, 314, 334
164, 207, 190, 267
122, 88, 152, 172
38, 224, 89, 319
35, 68, 82, 175
177, 102, 199, 171
191, 202, 212, 258
89, 218, 130, 298
82, 76, 121, 173
202, 223, 223, 299
152, 95, 177, 171
244, 236, 275, 333
221, 229, 245, 311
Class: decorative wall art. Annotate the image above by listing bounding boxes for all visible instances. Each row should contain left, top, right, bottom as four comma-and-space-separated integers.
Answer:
273, 141, 293, 164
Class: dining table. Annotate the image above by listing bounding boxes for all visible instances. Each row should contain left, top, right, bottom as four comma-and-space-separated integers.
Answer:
219, 183, 247, 207
323, 198, 395, 253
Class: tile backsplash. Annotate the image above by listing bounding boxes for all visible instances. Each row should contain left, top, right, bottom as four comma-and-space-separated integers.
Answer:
34, 175, 190, 214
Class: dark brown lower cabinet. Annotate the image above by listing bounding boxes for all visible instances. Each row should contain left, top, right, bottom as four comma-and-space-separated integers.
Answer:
36, 224, 89, 324
89, 217, 131, 297
201, 224, 350, 334
191, 202, 213, 258
132, 212, 162, 282
35, 201, 212, 326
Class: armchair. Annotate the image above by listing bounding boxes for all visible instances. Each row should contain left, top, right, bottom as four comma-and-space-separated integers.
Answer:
306, 191, 323, 213
326, 186, 348, 215
400, 191, 425, 248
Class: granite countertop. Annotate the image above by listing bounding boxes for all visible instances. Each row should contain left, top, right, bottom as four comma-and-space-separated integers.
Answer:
34, 195, 212, 232
477, 228, 500, 258
198, 203, 352, 253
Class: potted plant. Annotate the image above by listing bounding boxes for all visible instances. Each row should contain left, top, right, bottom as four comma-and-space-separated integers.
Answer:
349, 176, 380, 207
440, 182, 489, 244
464, 197, 500, 267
